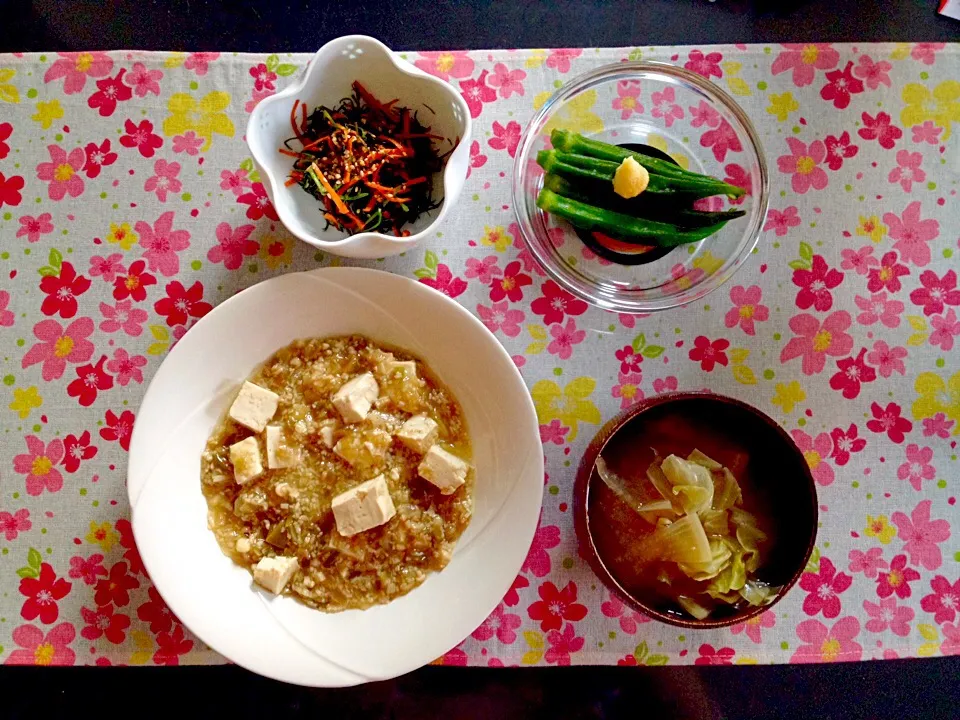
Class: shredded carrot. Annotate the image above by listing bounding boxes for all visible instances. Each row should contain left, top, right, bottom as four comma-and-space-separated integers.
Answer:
290, 99, 303, 141
301, 134, 330, 151
309, 163, 350, 215
283, 81, 442, 236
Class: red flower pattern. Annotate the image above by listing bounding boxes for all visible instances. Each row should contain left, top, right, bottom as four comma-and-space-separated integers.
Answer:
920, 576, 960, 625
0, 122, 11, 159
82, 139, 118, 179
154, 280, 212, 327
418, 264, 468, 299
87, 69, 132, 116
61, 431, 98, 473
119, 118, 163, 158
66, 355, 113, 406
694, 644, 736, 665
113, 259, 157, 302
876, 555, 920, 599
93, 561, 140, 607
528, 581, 588, 632
530, 280, 587, 325
614, 345, 642, 374
819, 61, 864, 109
137, 586, 177, 634
829, 348, 877, 399
40, 261, 91, 319
867, 402, 913, 444
153, 624, 194, 666
236, 182, 279, 221
489, 261, 531, 302
115, 519, 145, 575
866, 252, 909, 293
910, 269, 960, 317
829, 424, 866, 466
0, 171, 25, 207
99, 409, 136, 452
800, 557, 853, 618
857, 111, 902, 149
80, 604, 130, 644
19, 563, 72, 624
823, 131, 859, 171
688, 335, 730, 372
793, 255, 844, 311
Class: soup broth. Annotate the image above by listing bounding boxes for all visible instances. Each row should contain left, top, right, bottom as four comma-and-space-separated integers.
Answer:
587, 399, 808, 621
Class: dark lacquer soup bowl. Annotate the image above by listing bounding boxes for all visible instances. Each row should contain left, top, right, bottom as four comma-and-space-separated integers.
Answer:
574, 391, 818, 629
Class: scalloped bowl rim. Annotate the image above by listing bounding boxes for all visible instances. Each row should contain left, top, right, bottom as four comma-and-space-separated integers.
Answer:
247, 35, 472, 253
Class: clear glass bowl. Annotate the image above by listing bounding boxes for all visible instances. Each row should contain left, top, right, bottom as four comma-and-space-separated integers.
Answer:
512, 61, 769, 313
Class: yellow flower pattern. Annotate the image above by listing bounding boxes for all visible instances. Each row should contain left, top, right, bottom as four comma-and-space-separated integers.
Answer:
855, 215, 887, 244
766, 92, 799, 122
771, 381, 806, 414
530, 377, 601, 441
107, 222, 139, 251
163, 91, 235, 151
480, 225, 512, 252
864, 515, 896, 544
259, 234, 294, 269
901, 81, 960, 140
31, 100, 64, 129
0, 67, 19, 104
9, 387, 42, 419
538, 89, 604, 135
913, 371, 960, 433
85, 521, 119, 551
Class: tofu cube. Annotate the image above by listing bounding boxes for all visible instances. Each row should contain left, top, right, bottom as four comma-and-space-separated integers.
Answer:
332, 373, 379, 424
229, 381, 280, 433
418, 446, 470, 495
397, 415, 439, 454
317, 420, 338, 449
229, 437, 263, 485
384, 360, 418, 380
253, 555, 299, 594
265, 425, 300, 469
331, 474, 396, 536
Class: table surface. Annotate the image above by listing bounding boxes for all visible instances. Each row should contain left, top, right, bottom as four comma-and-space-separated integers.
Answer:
1, 42, 958, 673
1, 0, 960, 710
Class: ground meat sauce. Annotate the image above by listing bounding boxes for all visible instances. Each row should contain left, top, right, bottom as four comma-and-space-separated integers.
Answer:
201, 335, 473, 612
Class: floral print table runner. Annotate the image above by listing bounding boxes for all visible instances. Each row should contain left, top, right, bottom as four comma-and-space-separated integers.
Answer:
0, 44, 958, 668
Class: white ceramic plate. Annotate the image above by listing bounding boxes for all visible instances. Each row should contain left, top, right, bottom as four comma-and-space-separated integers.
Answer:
127, 268, 543, 686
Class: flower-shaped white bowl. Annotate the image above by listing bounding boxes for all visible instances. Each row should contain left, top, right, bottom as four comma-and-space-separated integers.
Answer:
247, 36, 471, 259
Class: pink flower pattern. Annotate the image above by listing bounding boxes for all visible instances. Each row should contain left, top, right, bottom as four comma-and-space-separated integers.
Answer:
2, 45, 959, 668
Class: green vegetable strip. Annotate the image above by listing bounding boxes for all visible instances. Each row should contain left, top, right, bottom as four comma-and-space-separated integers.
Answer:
543, 174, 746, 228
536, 150, 611, 184
536, 189, 729, 247
550, 129, 747, 198
538, 150, 741, 198
552, 128, 689, 178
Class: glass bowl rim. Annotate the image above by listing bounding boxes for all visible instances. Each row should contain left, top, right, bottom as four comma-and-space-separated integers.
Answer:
511, 60, 770, 314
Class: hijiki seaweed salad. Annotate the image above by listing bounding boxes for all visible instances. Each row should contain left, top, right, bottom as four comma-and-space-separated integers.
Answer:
281, 81, 446, 236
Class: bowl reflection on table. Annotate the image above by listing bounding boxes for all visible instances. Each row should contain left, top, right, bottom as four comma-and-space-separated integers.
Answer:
512, 61, 769, 313
573, 392, 818, 629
